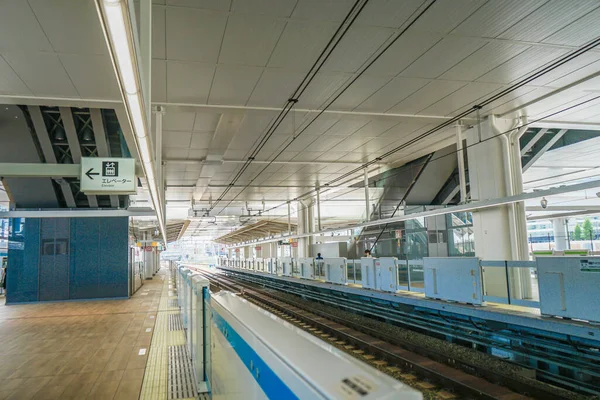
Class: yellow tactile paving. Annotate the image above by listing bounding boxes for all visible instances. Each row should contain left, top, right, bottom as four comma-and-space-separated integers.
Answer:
140, 270, 188, 400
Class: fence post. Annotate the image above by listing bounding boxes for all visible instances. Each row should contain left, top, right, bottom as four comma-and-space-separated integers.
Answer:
504, 261, 512, 305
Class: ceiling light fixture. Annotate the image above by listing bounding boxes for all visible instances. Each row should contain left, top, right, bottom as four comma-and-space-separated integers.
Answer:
95, 0, 166, 243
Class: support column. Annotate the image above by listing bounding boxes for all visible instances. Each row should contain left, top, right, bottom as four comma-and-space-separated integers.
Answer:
466, 116, 530, 299
364, 168, 370, 221
456, 123, 467, 203
316, 186, 322, 231
553, 218, 568, 251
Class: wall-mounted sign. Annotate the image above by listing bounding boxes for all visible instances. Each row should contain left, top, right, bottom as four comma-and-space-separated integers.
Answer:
80, 157, 136, 194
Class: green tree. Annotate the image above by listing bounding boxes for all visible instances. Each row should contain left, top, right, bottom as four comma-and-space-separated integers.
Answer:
583, 218, 594, 240
574, 224, 583, 240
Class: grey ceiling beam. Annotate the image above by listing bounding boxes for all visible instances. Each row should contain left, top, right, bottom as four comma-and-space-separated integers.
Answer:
0, 208, 156, 218
523, 129, 567, 172
28, 106, 77, 208
90, 109, 119, 208
520, 128, 549, 156
0, 163, 79, 177
60, 107, 98, 208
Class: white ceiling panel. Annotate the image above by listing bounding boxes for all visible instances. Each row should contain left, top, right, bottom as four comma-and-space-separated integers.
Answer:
321, 26, 394, 73
366, 31, 442, 77
477, 47, 570, 84
274, 151, 299, 161
304, 136, 345, 152
283, 134, 320, 152
400, 36, 488, 79
255, 134, 289, 153
152, 59, 167, 102
292, 152, 325, 162
208, 64, 263, 105
194, 112, 221, 131
291, 0, 354, 22
219, 15, 286, 66
59, 54, 120, 100
531, 53, 600, 88
297, 71, 351, 109
164, 111, 195, 131
164, 131, 192, 147
452, 0, 546, 38
358, 0, 425, 28
165, 147, 189, 158
29, 0, 108, 54
268, 20, 338, 69
247, 68, 305, 107
296, 113, 342, 136
330, 136, 372, 152
486, 86, 553, 116
167, 0, 232, 10
188, 148, 209, 159
386, 80, 468, 115
152, 6, 166, 59
498, 0, 599, 43
316, 151, 348, 162
440, 41, 530, 82
409, 0, 485, 34
165, 7, 227, 62
379, 121, 430, 138
0, 0, 53, 52
323, 117, 370, 136
351, 119, 400, 137
330, 75, 391, 110
3, 53, 77, 97
420, 82, 504, 116
0, 56, 31, 95
356, 76, 430, 112
231, 0, 297, 17
543, 7, 600, 46
166, 61, 214, 103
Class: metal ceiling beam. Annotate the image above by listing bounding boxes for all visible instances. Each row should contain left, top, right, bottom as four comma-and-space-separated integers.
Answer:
0, 208, 156, 218
226, 179, 600, 247
523, 129, 567, 172
0, 163, 79, 178
520, 128, 549, 156
90, 109, 119, 208
60, 107, 98, 207
28, 106, 77, 208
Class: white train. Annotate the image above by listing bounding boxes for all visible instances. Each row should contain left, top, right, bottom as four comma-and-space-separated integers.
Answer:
176, 265, 422, 399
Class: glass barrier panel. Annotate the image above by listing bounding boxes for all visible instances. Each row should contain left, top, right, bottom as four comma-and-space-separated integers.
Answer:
398, 260, 409, 289
354, 262, 362, 283
347, 262, 355, 283
408, 260, 424, 292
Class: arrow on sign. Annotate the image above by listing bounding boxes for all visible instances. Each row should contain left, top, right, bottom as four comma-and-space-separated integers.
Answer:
85, 168, 100, 180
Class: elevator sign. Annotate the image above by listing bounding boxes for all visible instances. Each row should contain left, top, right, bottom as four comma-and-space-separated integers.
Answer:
80, 157, 136, 194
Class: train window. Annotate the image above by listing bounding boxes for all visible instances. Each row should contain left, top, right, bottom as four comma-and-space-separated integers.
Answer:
42, 240, 55, 255
55, 239, 69, 255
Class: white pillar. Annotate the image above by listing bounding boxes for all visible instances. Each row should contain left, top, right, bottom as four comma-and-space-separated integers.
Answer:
456, 124, 467, 203
553, 218, 568, 251
466, 116, 530, 299
364, 168, 370, 221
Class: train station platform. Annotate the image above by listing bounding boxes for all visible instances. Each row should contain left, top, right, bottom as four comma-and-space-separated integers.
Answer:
215, 266, 600, 341
0, 269, 180, 400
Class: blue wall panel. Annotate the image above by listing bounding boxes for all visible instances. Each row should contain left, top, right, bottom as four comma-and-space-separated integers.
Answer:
98, 218, 129, 298
8, 216, 129, 303
7, 218, 40, 303
70, 218, 100, 299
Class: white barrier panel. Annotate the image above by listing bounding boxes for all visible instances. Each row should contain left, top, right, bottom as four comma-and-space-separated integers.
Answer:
424, 257, 484, 305
378, 257, 398, 293
191, 275, 211, 392
324, 257, 348, 285
537, 257, 600, 323
361, 257, 378, 289
281, 257, 293, 277
210, 292, 421, 399
298, 257, 315, 279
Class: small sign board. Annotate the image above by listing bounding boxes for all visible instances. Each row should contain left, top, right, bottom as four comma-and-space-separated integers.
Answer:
80, 157, 136, 194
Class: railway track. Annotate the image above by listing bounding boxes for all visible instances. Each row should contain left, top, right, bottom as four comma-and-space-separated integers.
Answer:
192, 268, 557, 400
